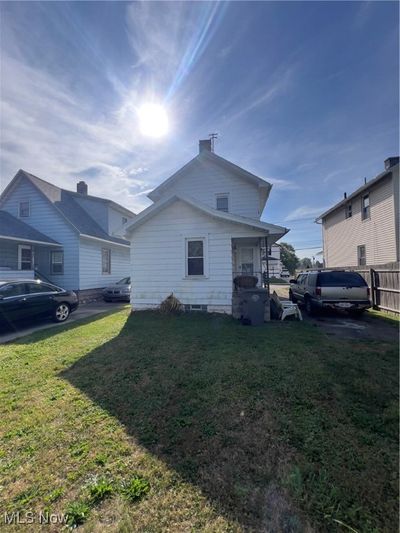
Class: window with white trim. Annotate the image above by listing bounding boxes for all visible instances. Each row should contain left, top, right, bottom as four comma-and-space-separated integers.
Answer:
19, 201, 30, 217
357, 245, 366, 266
102, 248, 111, 274
216, 194, 229, 212
50, 251, 64, 274
361, 194, 370, 220
186, 239, 204, 276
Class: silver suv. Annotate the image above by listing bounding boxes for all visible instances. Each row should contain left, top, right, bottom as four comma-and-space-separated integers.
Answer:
289, 270, 370, 316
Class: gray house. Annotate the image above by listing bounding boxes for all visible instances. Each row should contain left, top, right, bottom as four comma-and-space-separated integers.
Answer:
317, 157, 399, 268
0, 170, 135, 299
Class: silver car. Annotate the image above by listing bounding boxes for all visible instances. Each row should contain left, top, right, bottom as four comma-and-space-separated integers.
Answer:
102, 277, 131, 302
289, 270, 370, 316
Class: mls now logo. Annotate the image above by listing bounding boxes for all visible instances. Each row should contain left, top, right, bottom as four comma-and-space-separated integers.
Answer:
3, 511, 67, 524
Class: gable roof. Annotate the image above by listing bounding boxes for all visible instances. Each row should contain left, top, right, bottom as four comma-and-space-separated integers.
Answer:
0, 170, 132, 246
125, 194, 288, 242
316, 164, 398, 221
0, 210, 61, 245
147, 150, 272, 206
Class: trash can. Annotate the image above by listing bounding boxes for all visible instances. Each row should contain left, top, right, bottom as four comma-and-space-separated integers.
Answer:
241, 289, 268, 326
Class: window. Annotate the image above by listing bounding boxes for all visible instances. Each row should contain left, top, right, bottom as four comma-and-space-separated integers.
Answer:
50, 251, 64, 274
0, 283, 26, 298
357, 245, 366, 266
122, 216, 128, 225
186, 239, 204, 276
317, 271, 367, 287
102, 248, 111, 274
19, 201, 30, 217
345, 203, 352, 219
216, 194, 229, 212
18, 245, 33, 270
361, 194, 370, 220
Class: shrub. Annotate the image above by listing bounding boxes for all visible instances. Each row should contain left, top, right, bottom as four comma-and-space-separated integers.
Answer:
65, 500, 90, 528
87, 476, 114, 504
159, 293, 182, 314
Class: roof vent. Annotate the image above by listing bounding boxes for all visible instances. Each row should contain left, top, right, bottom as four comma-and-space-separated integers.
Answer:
77, 181, 88, 195
199, 139, 212, 153
384, 156, 399, 170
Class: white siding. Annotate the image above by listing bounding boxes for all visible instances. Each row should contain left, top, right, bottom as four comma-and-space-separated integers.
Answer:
79, 237, 130, 289
322, 173, 397, 267
129, 200, 265, 313
0, 177, 79, 289
108, 207, 134, 236
156, 158, 262, 219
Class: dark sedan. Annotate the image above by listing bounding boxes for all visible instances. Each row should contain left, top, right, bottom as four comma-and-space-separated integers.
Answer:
0, 280, 79, 328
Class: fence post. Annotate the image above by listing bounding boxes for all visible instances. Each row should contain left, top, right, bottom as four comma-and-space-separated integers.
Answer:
369, 268, 376, 308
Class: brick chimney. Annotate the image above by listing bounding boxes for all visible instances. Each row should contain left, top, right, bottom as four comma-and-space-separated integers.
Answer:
199, 139, 212, 153
77, 181, 88, 195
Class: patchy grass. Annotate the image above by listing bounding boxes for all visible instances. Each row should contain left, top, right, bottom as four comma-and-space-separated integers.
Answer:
0, 310, 398, 532
367, 308, 399, 326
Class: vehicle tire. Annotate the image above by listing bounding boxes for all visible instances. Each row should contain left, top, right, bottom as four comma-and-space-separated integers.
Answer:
53, 303, 70, 322
289, 289, 297, 303
304, 296, 315, 316
103, 298, 111, 303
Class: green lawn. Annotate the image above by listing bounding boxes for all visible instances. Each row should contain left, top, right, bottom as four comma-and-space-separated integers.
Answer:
0, 310, 398, 532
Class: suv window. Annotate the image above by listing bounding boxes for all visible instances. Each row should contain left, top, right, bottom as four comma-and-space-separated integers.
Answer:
317, 272, 367, 287
0, 283, 26, 298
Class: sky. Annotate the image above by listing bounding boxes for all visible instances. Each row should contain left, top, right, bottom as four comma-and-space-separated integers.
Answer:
0, 1, 398, 259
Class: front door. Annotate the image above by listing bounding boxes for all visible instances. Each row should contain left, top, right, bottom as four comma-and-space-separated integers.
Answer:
239, 247, 254, 274
18, 245, 33, 270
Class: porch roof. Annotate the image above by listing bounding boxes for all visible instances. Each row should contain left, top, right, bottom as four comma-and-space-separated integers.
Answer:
0, 210, 61, 246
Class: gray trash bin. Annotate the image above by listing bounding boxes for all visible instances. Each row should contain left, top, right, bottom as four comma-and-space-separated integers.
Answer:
241, 289, 268, 326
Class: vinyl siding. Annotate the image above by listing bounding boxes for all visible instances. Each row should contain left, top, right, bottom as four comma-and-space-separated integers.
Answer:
0, 177, 79, 289
108, 207, 134, 236
156, 158, 262, 219
79, 237, 131, 289
129, 200, 266, 312
322, 173, 397, 267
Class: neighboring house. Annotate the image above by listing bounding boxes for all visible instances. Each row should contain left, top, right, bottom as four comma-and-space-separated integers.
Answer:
316, 157, 399, 268
261, 243, 289, 278
124, 140, 289, 314
0, 170, 135, 298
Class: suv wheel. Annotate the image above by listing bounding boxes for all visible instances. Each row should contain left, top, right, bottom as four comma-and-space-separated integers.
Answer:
304, 296, 315, 316
54, 303, 70, 322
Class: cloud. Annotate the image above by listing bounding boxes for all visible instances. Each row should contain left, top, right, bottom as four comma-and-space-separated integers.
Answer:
284, 205, 329, 222
268, 178, 300, 191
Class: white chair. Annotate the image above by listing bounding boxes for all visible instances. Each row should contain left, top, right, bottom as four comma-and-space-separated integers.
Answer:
271, 291, 303, 321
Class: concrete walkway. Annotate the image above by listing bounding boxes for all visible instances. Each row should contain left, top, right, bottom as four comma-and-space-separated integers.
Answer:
0, 302, 129, 344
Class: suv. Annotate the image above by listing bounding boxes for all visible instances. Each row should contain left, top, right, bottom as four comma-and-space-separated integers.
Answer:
289, 271, 370, 315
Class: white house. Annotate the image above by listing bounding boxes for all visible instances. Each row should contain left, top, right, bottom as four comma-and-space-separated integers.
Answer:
124, 140, 289, 314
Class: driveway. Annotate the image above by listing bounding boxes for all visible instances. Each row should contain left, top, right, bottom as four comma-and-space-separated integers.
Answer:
270, 283, 397, 342
0, 301, 129, 344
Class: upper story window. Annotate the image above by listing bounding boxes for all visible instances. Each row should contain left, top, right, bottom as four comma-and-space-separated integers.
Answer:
345, 203, 352, 219
122, 216, 128, 225
102, 248, 111, 274
186, 239, 204, 276
216, 194, 229, 212
361, 194, 370, 220
19, 200, 30, 217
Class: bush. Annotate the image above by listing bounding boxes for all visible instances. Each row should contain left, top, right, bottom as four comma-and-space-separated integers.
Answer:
159, 293, 182, 314
65, 500, 90, 528
119, 475, 150, 502
87, 476, 114, 504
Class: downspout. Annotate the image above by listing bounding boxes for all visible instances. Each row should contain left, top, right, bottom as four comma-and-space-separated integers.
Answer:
265, 236, 270, 297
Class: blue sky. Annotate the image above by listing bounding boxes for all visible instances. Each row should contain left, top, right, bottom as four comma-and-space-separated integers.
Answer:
0, 1, 398, 258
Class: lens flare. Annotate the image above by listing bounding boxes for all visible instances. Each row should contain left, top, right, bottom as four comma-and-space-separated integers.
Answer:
137, 103, 169, 138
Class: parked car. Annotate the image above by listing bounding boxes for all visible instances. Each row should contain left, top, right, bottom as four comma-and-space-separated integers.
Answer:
289, 270, 370, 316
102, 277, 131, 302
0, 280, 79, 328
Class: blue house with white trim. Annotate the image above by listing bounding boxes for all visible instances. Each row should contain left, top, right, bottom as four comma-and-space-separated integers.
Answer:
0, 170, 134, 299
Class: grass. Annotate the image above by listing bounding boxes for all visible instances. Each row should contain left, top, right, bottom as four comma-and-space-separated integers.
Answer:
0, 310, 398, 532
367, 308, 400, 326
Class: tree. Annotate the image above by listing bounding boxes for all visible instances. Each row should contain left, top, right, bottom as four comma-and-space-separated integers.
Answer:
299, 257, 312, 269
280, 243, 300, 275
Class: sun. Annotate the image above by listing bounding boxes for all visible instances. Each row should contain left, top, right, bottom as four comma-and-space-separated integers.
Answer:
137, 103, 169, 138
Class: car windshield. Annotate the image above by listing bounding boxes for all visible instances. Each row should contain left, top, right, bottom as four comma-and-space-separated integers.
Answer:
116, 277, 130, 285
317, 272, 367, 287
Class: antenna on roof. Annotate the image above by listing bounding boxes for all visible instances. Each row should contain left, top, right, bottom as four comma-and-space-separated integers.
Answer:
208, 133, 218, 152
364, 177, 367, 184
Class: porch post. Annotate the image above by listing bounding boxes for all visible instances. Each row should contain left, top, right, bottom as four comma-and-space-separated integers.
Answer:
265, 236, 270, 297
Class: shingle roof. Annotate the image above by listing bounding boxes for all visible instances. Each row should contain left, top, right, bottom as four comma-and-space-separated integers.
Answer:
1, 170, 131, 246
0, 210, 61, 245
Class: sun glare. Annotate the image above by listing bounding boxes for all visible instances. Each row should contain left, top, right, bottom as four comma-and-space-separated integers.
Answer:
137, 103, 169, 138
